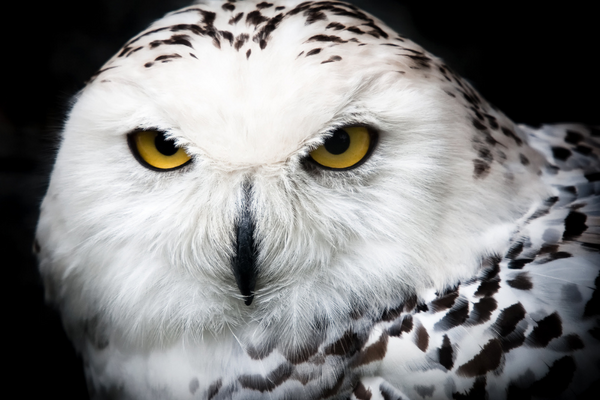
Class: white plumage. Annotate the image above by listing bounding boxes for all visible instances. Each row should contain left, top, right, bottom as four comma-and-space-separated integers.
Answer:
36, 1, 600, 399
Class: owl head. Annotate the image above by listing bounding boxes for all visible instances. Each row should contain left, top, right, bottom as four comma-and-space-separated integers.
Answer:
36, 0, 549, 350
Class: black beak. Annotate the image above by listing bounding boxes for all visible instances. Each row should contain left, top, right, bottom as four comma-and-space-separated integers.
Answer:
232, 184, 258, 306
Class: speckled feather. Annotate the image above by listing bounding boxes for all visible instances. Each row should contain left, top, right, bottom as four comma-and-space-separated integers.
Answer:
35, 1, 600, 399
368, 124, 600, 399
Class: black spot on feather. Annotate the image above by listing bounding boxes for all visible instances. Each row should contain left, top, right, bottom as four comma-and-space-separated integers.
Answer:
326, 22, 345, 30
252, 13, 283, 50
468, 297, 497, 325
380, 303, 404, 322
473, 159, 490, 179
346, 26, 364, 35
352, 332, 389, 366
286, 1, 312, 16
169, 24, 206, 36
406, 54, 431, 69
480, 254, 501, 280
306, 34, 347, 43
220, 30, 234, 46
327, 5, 370, 21
234, 33, 248, 51
562, 211, 588, 240
207, 379, 221, 400
430, 289, 459, 312
306, 48, 321, 56
477, 147, 493, 163
456, 339, 503, 377
585, 172, 600, 182
414, 324, 429, 352
127, 46, 143, 57
154, 54, 182, 62
305, 9, 327, 24
474, 280, 500, 298
537, 251, 572, 264
324, 330, 362, 356
246, 10, 268, 26
434, 298, 469, 331
506, 240, 524, 259
362, 20, 388, 38
353, 382, 372, 400
527, 312, 562, 347
583, 271, 600, 317
507, 273, 533, 290
222, 3, 235, 11
438, 334, 454, 370
256, 2, 273, 9
552, 146, 572, 161
494, 303, 526, 337
565, 130, 584, 144
229, 12, 244, 24
388, 315, 413, 337
501, 127, 522, 145
485, 114, 499, 129
416, 303, 429, 313
321, 55, 342, 64
238, 363, 293, 392
149, 34, 194, 49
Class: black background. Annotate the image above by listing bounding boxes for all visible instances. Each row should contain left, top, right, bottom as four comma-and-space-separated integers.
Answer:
2, 1, 597, 398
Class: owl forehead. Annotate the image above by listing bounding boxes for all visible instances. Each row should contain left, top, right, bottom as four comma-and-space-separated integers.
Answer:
93, 0, 414, 85
86, 0, 443, 165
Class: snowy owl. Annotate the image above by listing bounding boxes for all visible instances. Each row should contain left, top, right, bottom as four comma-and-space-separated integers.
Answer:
36, 1, 600, 399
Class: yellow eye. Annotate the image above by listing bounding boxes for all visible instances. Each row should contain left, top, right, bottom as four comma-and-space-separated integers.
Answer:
309, 126, 373, 170
129, 130, 191, 171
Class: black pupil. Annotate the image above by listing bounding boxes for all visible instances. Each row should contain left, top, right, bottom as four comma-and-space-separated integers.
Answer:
324, 129, 351, 155
154, 133, 179, 156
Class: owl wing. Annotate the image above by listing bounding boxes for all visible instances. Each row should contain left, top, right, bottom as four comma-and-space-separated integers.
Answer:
355, 124, 600, 399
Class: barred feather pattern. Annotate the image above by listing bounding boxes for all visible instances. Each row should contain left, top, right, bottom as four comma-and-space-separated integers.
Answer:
356, 124, 600, 400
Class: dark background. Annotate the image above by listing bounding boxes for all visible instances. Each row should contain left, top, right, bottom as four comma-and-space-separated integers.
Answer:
2, 1, 597, 398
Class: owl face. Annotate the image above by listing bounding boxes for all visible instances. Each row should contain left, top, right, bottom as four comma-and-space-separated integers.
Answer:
36, 0, 548, 348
